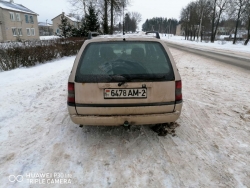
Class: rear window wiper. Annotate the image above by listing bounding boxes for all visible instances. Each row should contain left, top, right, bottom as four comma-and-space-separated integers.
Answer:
109, 74, 168, 86
108, 74, 131, 86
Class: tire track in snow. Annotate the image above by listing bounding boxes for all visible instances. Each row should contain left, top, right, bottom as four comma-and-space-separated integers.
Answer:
1, 52, 250, 187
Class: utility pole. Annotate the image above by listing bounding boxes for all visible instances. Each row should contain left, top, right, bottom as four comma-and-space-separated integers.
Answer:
169, 19, 172, 35
46, 19, 48, 36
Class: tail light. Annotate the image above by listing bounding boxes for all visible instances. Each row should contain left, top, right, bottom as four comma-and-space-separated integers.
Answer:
175, 80, 182, 101
68, 82, 75, 104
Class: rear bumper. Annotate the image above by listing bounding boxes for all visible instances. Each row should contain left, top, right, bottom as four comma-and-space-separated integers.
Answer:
69, 111, 181, 126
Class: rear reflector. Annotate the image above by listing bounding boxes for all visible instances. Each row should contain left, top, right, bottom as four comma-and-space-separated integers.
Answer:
175, 80, 182, 101
68, 82, 75, 104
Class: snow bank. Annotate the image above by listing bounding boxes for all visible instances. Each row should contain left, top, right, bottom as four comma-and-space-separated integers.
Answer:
162, 35, 250, 54
40, 36, 60, 40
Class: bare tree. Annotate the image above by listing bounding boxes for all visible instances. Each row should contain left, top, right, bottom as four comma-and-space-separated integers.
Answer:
211, 0, 230, 42
131, 12, 142, 29
243, 0, 250, 45
210, 0, 217, 42
103, 0, 109, 34
229, 0, 248, 44
180, 1, 210, 41
180, 6, 190, 40
102, 0, 129, 34
68, 0, 130, 35
110, 0, 125, 34
197, 0, 211, 41
68, 0, 87, 15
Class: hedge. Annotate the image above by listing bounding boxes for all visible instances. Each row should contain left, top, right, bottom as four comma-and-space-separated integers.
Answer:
0, 38, 85, 71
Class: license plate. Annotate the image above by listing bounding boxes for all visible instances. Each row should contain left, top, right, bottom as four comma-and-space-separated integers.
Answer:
104, 88, 147, 99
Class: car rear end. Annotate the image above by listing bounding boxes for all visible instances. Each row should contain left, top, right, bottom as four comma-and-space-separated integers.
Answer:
67, 37, 182, 126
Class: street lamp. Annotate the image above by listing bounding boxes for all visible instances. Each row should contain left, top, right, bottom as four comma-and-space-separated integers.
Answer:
169, 19, 172, 35
46, 19, 48, 36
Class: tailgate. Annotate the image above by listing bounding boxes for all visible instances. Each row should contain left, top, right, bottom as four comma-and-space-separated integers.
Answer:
75, 82, 175, 115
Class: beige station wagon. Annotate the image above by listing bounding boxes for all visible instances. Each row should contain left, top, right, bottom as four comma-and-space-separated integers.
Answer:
67, 32, 182, 127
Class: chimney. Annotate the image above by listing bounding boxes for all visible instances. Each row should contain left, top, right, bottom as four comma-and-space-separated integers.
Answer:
10, 0, 14, 3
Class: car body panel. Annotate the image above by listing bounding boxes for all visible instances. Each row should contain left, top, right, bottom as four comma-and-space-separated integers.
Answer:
69, 111, 181, 126
74, 82, 175, 115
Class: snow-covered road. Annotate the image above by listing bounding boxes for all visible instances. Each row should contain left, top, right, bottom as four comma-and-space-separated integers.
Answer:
0, 48, 250, 188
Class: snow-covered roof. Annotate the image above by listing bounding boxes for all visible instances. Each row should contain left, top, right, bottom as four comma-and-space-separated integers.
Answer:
65, 15, 80, 22
0, 0, 38, 15
38, 22, 52, 27
51, 13, 80, 23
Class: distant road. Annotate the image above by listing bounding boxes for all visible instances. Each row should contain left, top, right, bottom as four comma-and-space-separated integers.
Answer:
165, 42, 250, 70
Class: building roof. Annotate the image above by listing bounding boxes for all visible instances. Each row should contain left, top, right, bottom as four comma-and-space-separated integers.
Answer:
51, 13, 80, 22
0, 0, 38, 15
65, 15, 80, 22
38, 22, 52, 27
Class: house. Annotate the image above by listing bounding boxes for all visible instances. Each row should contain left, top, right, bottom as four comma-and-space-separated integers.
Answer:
175, 24, 185, 36
0, 0, 39, 42
38, 22, 53, 36
51, 12, 80, 35
215, 27, 231, 35
224, 29, 248, 41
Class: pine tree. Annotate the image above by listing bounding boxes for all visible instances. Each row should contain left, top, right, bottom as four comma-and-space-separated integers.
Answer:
58, 13, 72, 38
83, 3, 100, 36
71, 27, 81, 37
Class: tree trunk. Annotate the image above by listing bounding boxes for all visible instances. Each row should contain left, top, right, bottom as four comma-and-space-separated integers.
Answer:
83, 1, 87, 16
213, 9, 223, 41
103, 0, 109, 34
211, 0, 217, 43
185, 24, 187, 40
233, 6, 242, 44
201, 29, 203, 42
244, 17, 250, 45
110, 0, 114, 34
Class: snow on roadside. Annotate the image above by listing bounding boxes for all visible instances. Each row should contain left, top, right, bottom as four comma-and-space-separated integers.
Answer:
40, 36, 60, 40
0, 49, 250, 187
0, 56, 75, 142
162, 35, 250, 55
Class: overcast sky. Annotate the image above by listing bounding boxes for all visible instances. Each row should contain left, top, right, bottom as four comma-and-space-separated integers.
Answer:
12, 0, 192, 28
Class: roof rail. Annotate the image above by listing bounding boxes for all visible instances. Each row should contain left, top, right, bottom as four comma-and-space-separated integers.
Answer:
88, 32, 100, 39
145, 31, 160, 39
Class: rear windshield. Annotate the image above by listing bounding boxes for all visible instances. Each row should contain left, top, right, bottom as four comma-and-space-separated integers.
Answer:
75, 41, 175, 83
